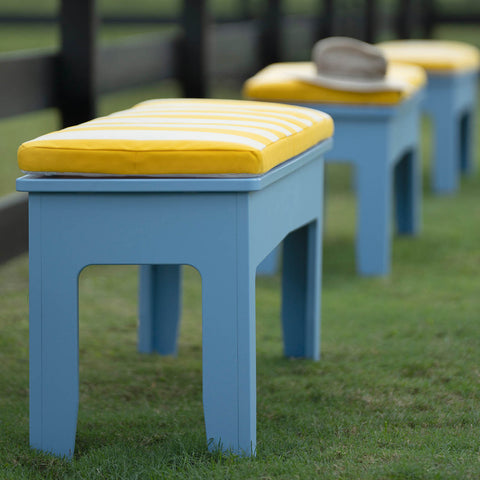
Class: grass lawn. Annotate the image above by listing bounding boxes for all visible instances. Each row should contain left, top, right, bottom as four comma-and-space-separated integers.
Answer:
2, 142, 480, 479
1, 14, 480, 480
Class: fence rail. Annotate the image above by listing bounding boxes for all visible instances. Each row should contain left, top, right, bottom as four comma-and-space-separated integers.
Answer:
0, 51, 58, 119
0, 193, 28, 265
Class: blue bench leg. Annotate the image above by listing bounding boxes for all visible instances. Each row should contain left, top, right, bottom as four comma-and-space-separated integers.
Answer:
356, 158, 391, 276
256, 246, 280, 275
281, 221, 321, 360
431, 109, 460, 194
394, 150, 421, 235
138, 265, 182, 355
29, 206, 79, 458
460, 111, 475, 176
201, 256, 256, 455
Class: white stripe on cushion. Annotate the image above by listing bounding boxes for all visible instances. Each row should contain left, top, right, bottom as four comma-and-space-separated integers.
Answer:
125, 107, 314, 126
88, 117, 294, 136
135, 99, 327, 121
30, 129, 268, 150
77, 122, 281, 141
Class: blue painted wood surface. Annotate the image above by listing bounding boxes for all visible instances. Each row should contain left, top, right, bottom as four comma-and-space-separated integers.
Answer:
258, 93, 423, 276
138, 265, 182, 355
423, 70, 478, 194
17, 140, 330, 458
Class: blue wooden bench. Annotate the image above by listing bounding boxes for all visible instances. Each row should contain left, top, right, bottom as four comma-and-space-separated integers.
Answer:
244, 61, 426, 276
16, 98, 333, 458
379, 40, 480, 194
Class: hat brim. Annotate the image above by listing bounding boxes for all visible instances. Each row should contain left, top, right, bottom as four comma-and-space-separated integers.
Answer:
294, 72, 408, 93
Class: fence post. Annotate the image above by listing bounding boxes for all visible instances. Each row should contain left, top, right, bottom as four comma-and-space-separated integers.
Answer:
239, 0, 251, 20
396, 0, 414, 39
178, 0, 209, 98
317, 0, 334, 40
259, 0, 282, 67
422, 0, 436, 38
365, 0, 377, 43
59, 0, 98, 127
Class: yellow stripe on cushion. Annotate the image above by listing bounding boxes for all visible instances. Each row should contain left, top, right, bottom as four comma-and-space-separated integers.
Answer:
18, 98, 333, 176
243, 62, 426, 105
378, 40, 480, 73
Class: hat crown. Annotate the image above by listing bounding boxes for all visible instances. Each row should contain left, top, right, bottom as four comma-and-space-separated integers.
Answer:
312, 37, 387, 81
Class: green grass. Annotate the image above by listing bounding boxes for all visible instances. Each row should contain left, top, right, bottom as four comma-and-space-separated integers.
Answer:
2, 15, 480, 480
2, 157, 480, 478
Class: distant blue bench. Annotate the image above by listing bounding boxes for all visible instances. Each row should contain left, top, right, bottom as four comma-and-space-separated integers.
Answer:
245, 61, 426, 276
380, 40, 480, 194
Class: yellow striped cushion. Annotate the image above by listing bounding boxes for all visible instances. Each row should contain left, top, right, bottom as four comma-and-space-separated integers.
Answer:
243, 62, 426, 105
378, 40, 480, 73
18, 99, 334, 176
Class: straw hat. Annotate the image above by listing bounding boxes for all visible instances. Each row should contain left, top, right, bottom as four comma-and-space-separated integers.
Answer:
296, 37, 406, 92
